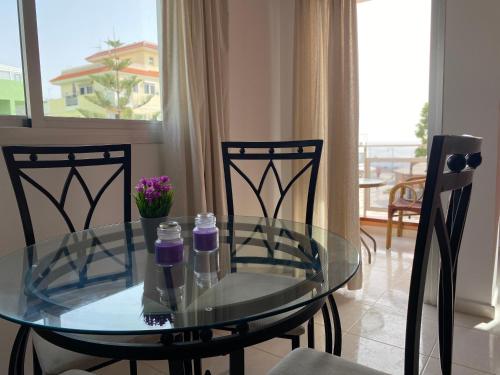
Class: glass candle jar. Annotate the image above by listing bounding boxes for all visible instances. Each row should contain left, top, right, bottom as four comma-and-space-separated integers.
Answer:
193, 213, 219, 252
155, 221, 184, 266
194, 248, 220, 288
156, 263, 185, 311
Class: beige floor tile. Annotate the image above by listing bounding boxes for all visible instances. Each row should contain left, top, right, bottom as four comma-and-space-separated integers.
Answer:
423, 357, 494, 375
314, 292, 372, 331
199, 347, 282, 375
430, 325, 500, 374
142, 360, 170, 374
349, 304, 437, 355
337, 282, 387, 305
341, 332, 428, 374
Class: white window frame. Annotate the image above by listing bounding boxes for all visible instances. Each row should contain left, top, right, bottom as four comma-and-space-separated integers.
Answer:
0, 0, 162, 144
144, 82, 156, 95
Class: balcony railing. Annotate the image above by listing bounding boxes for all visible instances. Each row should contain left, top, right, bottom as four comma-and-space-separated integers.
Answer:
359, 143, 427, 220
65, 95, 78, 107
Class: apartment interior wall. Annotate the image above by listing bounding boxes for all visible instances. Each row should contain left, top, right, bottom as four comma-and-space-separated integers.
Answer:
228, 0, 295, 219
441, 0, 500, 317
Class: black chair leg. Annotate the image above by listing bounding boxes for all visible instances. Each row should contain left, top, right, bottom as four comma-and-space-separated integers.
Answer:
229, 349, 245, 375
194, 358, 202, 375
321, 303, 333, 354
328, 294, 343, 356
9, 326, 30, 375
129, 360, 137, 375
291, 335, 300, 350
169, 360, 186, 375
307, 316, 315, 348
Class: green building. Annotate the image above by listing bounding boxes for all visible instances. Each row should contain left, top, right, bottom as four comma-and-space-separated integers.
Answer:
0, 64, 25, 115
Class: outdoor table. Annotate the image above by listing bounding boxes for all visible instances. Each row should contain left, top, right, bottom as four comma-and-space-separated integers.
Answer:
0, 216, 359, 375
359, 178, 386, 263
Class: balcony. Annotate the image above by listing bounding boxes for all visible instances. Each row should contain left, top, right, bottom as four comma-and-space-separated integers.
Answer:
64, 95, 78, 107
359, 143, 427, 221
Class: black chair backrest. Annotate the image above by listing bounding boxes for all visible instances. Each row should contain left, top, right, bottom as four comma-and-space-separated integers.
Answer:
405, 135, 482, 374
221, 140, 323, 225
2, 144, 132, 247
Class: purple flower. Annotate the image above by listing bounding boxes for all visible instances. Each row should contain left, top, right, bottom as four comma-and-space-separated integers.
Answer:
139, 177, 148, 185
160, 176, 170, 183
135, 183, 145, 193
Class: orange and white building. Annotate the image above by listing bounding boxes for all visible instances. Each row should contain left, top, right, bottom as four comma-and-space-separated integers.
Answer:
46, 41, 161, 120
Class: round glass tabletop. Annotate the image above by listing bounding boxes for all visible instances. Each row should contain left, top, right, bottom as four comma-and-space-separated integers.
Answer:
0, 216, 359, 335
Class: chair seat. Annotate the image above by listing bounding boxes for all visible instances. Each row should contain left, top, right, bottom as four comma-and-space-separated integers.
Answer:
33, 332, 159, 375
268, 348, 388, 375
389, 197, 422, 213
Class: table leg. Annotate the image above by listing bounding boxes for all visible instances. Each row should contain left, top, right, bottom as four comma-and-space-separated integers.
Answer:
360, 227, 377, 252
169, 333, 187, 375
229, 349, 245, 375
360, 235, 372, 264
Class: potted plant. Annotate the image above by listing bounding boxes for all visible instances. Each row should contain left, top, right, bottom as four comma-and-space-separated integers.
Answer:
134, 176, 174, 252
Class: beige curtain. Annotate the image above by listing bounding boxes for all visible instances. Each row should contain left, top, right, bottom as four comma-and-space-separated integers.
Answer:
159, 0, 228, 216
293, 0, 362, 288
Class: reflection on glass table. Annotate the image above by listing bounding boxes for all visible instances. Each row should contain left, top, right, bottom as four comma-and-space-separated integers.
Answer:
0, 216, 359, 335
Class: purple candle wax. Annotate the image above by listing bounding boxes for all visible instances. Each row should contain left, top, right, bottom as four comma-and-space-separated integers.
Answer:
193, 227, 219, 251
155, 239, 184, 266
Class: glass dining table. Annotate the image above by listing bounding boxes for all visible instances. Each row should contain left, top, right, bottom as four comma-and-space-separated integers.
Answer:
0, 216, 360, 375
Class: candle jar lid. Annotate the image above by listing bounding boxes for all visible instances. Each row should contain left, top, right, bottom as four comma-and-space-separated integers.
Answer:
157, 221, 182, 241
195, 213, 216, 229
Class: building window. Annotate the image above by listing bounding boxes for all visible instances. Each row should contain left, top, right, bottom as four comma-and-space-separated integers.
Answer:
144, 82, 156, 95
1, 0, 163, 126
79, 85, 93, 95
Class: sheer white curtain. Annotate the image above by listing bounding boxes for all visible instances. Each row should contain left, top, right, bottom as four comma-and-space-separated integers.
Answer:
158, 0, 228, 216
293, 0, 362, 288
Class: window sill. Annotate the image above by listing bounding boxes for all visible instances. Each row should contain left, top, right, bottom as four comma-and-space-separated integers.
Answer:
0, 124, 162, 145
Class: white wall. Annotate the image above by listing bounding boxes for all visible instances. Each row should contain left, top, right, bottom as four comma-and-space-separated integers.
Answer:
228, 0, 295, 219
441, 0, 500, 316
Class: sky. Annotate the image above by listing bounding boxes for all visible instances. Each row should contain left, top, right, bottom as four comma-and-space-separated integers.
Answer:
0, 0, 158, 99
358, 0, 432, 144
1, 0, 431, 143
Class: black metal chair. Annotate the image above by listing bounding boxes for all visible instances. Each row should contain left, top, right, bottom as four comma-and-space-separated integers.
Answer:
221, 140, 343, 365
267, 134, 482, 375
2, 145, 140, 375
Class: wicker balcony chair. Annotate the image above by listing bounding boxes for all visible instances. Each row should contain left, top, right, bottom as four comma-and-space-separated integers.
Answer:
386, 176, 426, 249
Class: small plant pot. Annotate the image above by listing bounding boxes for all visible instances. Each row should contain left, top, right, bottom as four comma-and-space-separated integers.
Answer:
140, 216, 168, 253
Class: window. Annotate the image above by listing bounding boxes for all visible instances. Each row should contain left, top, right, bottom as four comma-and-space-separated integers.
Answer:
0, 0, 26, 117
357, 0, 431, 220
0, 0, 163, 128
144, 82, 156, 95
79, 85, 93, 95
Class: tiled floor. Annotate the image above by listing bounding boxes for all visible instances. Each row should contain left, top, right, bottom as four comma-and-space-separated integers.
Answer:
96, 226, 500, 375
